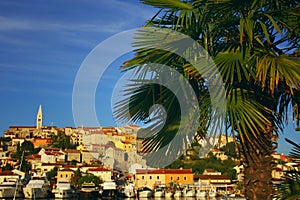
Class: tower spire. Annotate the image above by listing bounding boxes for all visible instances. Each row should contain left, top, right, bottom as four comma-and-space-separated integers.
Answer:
36, 105, 43, 129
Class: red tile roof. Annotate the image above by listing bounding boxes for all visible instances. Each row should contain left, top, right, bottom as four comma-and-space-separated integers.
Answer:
63, 149, 80, 153
194, 174, 230, 180
88, 167, 110, 172
136, 169, 193, 174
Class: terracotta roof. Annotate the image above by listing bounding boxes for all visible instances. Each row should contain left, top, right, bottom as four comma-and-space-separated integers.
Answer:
136, 169, 193, 174
194, 174, 230, 180
0, 171, 16, 176
62, 165, 77, 168
88, 167, 110, 172
44, 151, 64, 156
9, 126, 36, 128
26, 154, 41, 159
63, 149, 80, 153
59, 168, 74, 172
205, 169, 217, 172
44, 147, 61, 152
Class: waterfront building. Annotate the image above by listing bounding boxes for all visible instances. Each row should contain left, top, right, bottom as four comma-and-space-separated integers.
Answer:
135, 168, 193, 189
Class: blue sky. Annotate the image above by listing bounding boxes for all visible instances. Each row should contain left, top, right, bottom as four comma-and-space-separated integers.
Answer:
0, 0, 298, 154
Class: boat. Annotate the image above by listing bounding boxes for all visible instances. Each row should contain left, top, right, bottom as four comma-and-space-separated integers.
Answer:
52, 182, 78, 199
23, 175, 52, 199
137, 187, 153, 198
183, 187, 196, 197
100, 181, 118, 198
196, 189, 206, 197
165, 190, 174, 198
154, 185, 166, 198
0, 180, 24, 198
80, 182, 99, 199
173, 189, 182, 198
208, 189, 217, 197
123, 183, 135, 198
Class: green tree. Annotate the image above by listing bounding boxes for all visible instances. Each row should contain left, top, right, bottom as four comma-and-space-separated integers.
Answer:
47, 167, 58, 185
114, 0, 299, 199
51, 132, 71, 149
21, 141, 34, 154
78, 174, 101, 188
220, 142, 238, 159
71, 169, 82, 188
2, 163, 13, 171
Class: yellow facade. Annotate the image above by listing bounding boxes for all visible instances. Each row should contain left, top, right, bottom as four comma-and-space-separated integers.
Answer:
135, 169, 193, 189
57, 169, 74, 183
165, 171, 194, 186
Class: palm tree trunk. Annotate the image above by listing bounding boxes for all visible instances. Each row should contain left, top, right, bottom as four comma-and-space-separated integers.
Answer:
240, 131, 275, 200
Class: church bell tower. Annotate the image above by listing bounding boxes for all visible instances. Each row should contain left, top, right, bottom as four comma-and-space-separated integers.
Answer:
36, 105, 43, 129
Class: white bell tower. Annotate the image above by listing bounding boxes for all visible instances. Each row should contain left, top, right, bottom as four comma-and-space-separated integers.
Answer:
36, 105, 43, 129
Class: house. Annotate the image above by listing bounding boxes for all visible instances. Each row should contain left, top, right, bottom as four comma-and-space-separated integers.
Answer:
57, 168, 74, 183
64, 149, 81, 163
81, 150, 100, 164
135, 168, 194, 189
87, 167, 112, 182
36, 163, 62, 176
40, 151, 65, 163
0, 170, 19, 183
233, 165, 244, 182
31, 138, 52, 148
115, 140, 134, 152
272, 153, 289, 163
26, 153, 42, 170
194, 169, 232, 191
211, 149, 228, 160
0, 157, 18, 168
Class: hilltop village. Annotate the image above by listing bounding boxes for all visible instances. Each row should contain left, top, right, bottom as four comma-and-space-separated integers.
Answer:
0, 106, 299, 198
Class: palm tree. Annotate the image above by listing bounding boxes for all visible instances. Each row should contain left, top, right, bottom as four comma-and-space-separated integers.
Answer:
114, 0, 300, 199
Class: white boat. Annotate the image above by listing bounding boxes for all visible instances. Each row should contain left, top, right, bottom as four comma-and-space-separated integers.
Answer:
208, 189, 217, 197
0, 180, 24, 198
196, 189, 206, 197
165, 190, 174, 198
123, 183, 135, 198
100, 181, 117, 198
137, 187, 153, 198
80, 182, 99, 199
23, 176, 51, 199
154, 186, 165, 198
52, 182, 78, 199
174, 189, 182, 198
183, 187, 196, 197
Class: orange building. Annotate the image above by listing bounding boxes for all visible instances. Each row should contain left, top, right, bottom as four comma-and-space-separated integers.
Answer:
31, 138, 52, 148
135, 168, 193, 189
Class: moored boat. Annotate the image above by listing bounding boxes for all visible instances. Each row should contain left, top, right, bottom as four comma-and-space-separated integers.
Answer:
123, 183, 135, 198
183, 187, 196, 197
52, 182, 78, 199
23, 176, 52, 199
196, 189, 206, 197
154, 185, 166, 198
208, 189, 217, 197
0, 180, 24, 198
137, 187, 153, 198
80, 182, 99, 199
173, 189, 182, 198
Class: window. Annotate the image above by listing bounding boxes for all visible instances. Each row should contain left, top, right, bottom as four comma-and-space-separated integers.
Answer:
170, 177, 173, 181
157, 176, 159, 180
177, 176, 180, 180
149, 176, 152, 180
142, 176, 144, 180
184, 176, 187, 181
